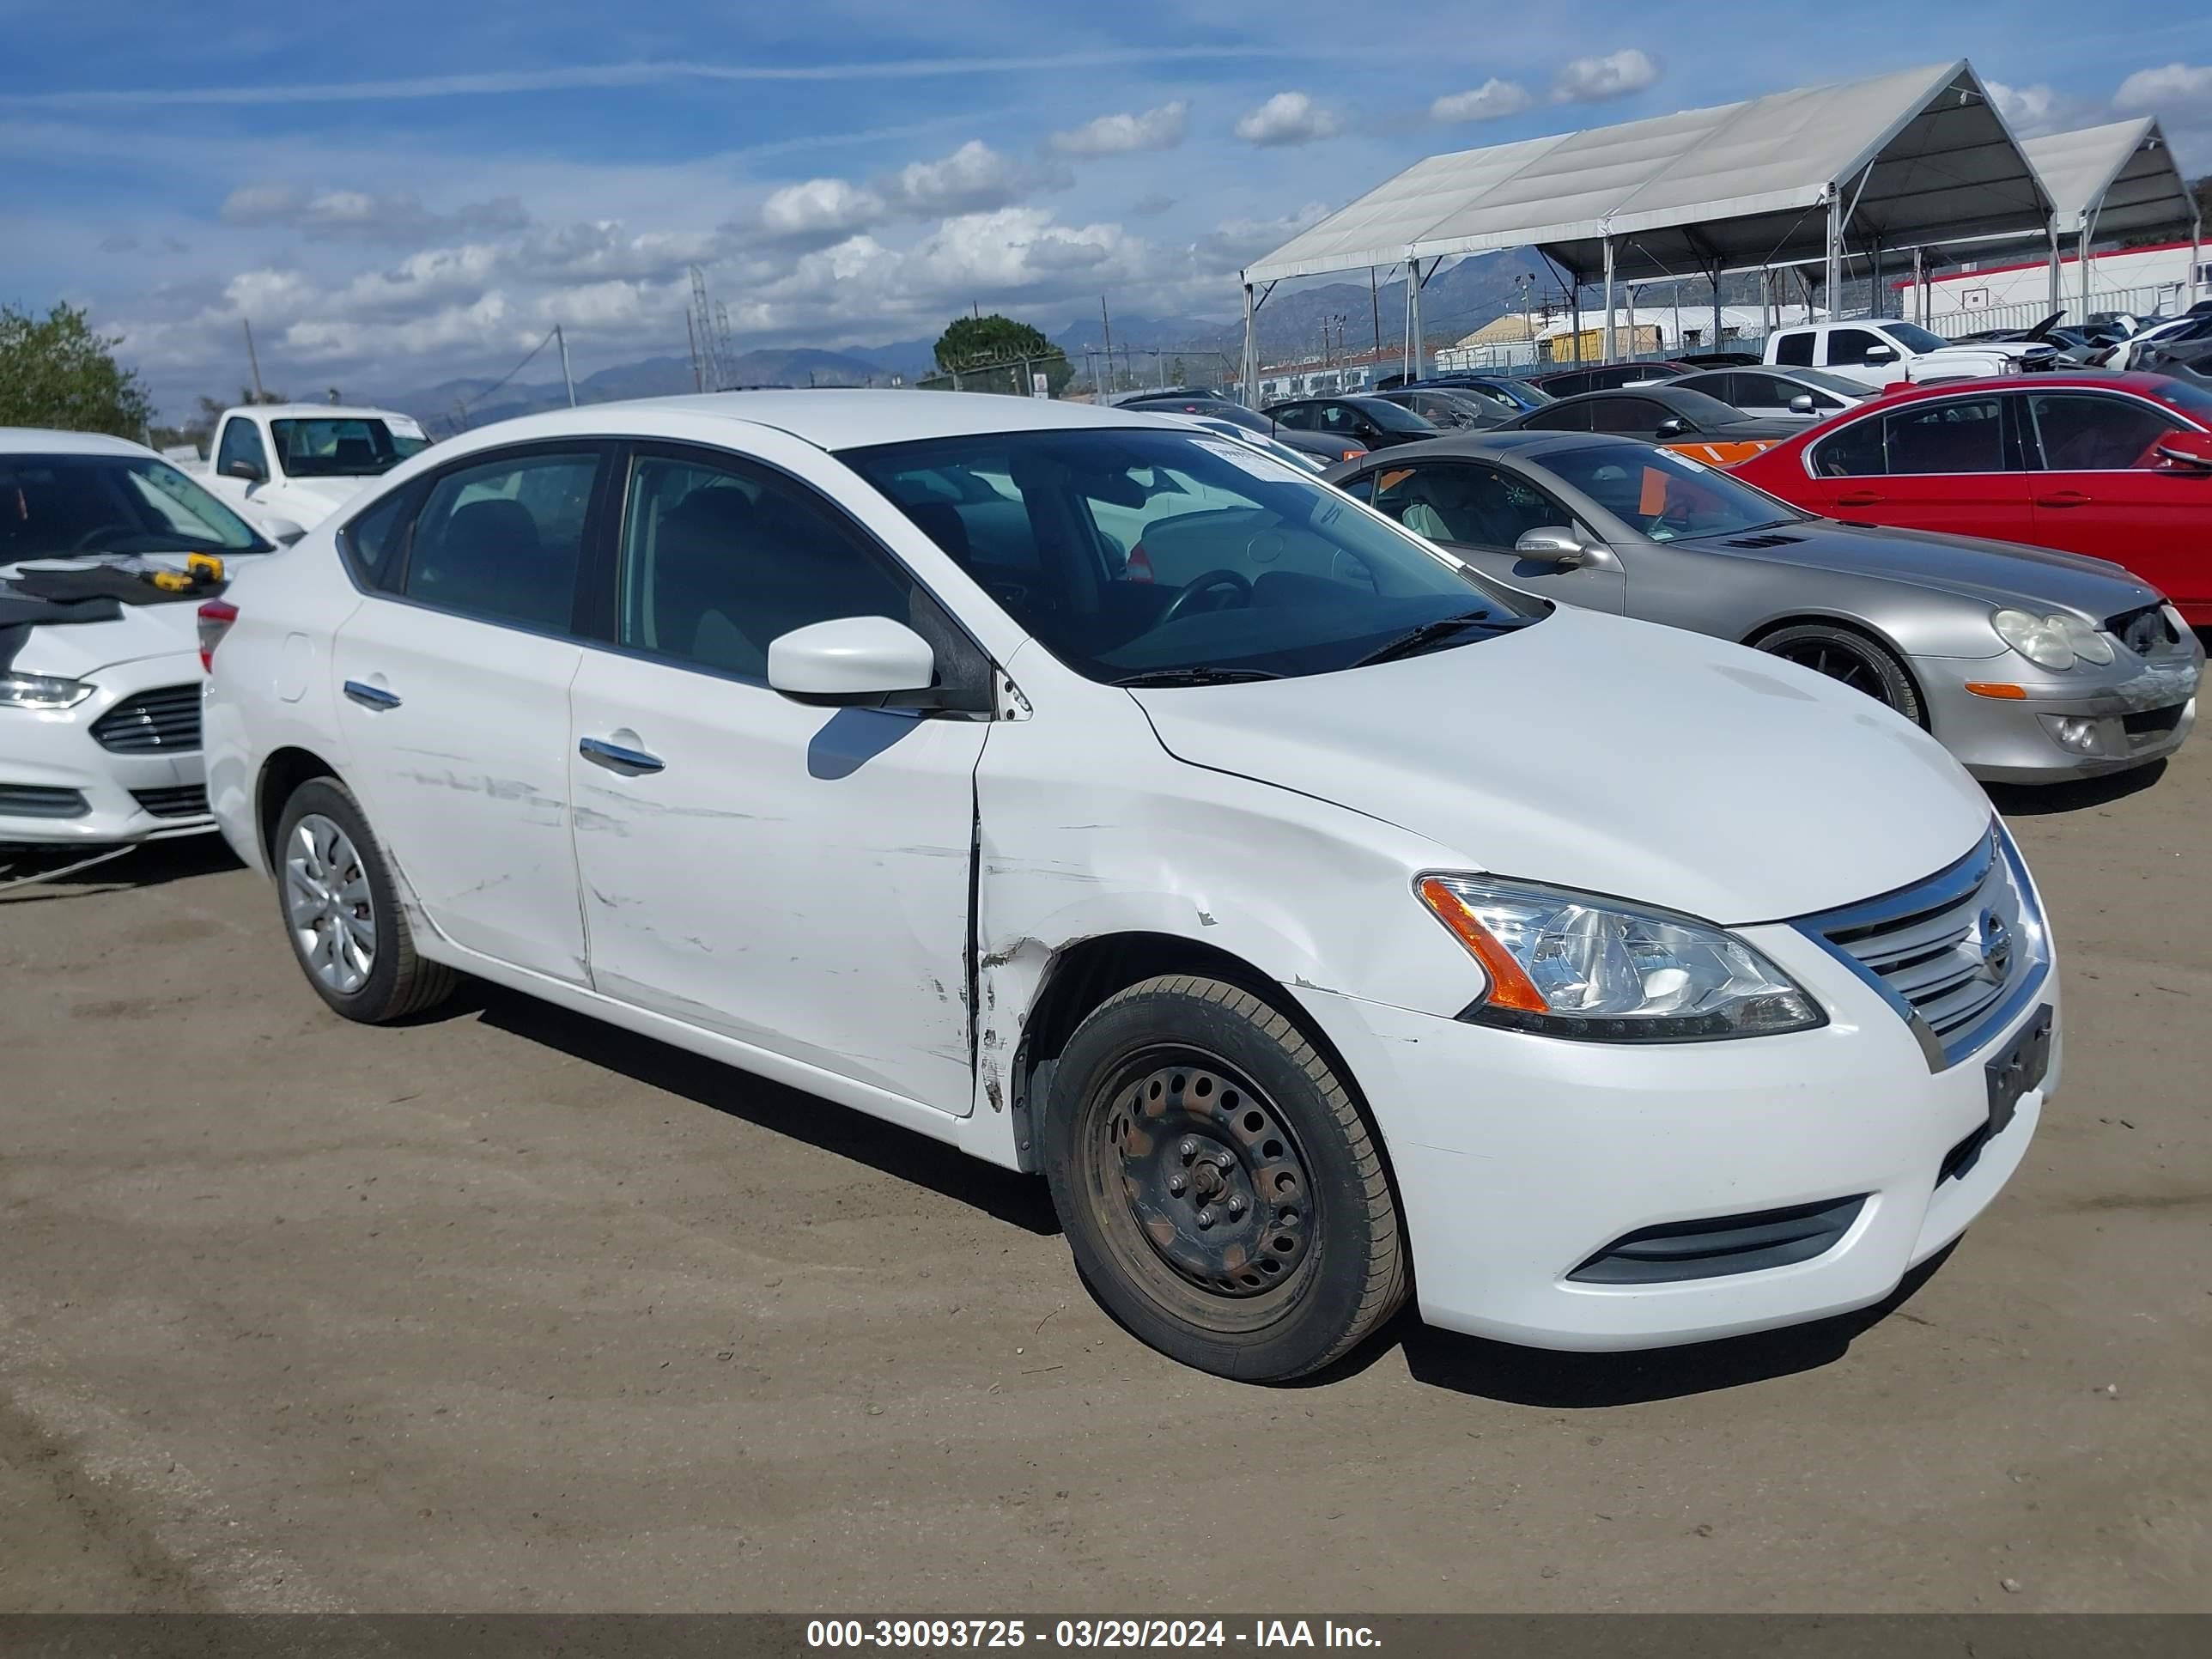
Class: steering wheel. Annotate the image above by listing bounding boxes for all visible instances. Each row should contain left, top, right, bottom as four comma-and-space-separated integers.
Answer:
1159, 568, 1253, 624
70, 524, 136, 551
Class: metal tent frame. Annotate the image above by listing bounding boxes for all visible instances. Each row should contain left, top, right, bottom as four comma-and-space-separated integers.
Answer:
1237, 60, 2056, 401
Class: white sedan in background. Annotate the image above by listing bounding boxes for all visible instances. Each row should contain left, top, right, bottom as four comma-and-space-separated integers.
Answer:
2, 429, 273, 845
202, 392, 2056, 1381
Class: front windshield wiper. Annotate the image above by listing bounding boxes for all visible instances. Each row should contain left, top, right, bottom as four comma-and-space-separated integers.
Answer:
1111, 666, 1285, 688
1352, 610, 1514, 667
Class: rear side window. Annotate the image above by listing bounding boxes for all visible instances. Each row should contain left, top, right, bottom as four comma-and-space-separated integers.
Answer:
1811, 398, 2008, 477
1772, 332, 1814, 368
337, 487, 417, 587
1521, 402, 1590, 432
403, 451, 599, 632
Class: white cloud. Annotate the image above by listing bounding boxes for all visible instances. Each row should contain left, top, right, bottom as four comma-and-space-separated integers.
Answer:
1234, 92, 1343, 148
1553, 49, 1657, 103
884, 139, 1066, 216
2115, 62, 2212, 111
1985, 80, 2063, 136
1048, 101, 1190, 156
758, 177, 886, 244
1192, 204, 1333, 273
1431, 79, 1534, 124
220, 182, 527, 243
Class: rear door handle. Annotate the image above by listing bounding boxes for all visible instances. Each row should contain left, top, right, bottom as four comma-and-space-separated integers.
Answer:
578, 736, 665, 775
2036, 490, 2093, 507
1835, 490, 1884, 507
343, 679, 402, 710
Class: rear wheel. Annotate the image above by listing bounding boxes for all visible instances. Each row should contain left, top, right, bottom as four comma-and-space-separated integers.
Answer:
1753, 623, 1924, 725
1041, 975, 1407, 1382
274, 778, 455, 1024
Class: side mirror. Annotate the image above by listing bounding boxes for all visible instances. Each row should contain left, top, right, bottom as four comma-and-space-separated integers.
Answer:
1653, 416, 1689, 439
1863, 344, 1898, 363
768, 617, 940, 708
261, 516, 307, 546
2153, 430, 2212, 470
1515, 527, 1592, 568
224, 458, 265, 483
1788, 393, 1816, 415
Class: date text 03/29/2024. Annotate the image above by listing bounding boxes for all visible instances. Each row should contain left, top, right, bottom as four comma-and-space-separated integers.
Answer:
805, 1620, 1382, 1649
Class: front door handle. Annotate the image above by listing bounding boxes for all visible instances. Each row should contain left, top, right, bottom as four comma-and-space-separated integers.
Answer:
1835, 490, 1885, 507
343, 679, 402, 710
2036, 490, 2093, 507
578, 736, 665, 775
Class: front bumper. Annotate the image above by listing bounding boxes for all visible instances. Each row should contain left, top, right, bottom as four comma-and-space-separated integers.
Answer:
1295, 917, 2057, 1352
1923, 647, 2200, 783
0, 655, 215, 846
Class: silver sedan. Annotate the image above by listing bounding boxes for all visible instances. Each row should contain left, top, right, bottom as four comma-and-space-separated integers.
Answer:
1326, 432, 2202, 783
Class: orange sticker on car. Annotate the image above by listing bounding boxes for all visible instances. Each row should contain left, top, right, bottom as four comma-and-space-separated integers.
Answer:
1663, 439, 1780, 466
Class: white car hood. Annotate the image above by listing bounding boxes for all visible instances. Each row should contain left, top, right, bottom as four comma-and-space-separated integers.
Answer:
1129, 609, 1992, 926
264, 475, 374, 524
2, 559, 211, 676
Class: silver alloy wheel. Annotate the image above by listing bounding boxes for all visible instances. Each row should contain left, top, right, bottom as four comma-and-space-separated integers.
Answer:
284, 813, 376, 995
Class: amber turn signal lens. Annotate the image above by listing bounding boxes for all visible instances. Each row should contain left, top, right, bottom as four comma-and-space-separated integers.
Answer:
1415, 877, 1549, 1012
1964, 682, 2028, 700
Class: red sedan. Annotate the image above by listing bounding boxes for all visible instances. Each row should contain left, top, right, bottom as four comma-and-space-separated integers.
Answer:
1732, 372, 2212, 623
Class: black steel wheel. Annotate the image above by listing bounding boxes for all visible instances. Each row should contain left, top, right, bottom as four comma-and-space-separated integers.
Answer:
1042, 975, 1407, 1381
1753, 623, 1925, 725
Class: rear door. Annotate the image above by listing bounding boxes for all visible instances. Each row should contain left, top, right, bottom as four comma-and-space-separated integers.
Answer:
1364, 458, 1626, 611
331, 441, 605, 982
2022, 390, 2209, 608
1799, 391, 2033, 539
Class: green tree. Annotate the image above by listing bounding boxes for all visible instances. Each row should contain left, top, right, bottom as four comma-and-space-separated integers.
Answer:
0, 303, 154, 438
931, 313, 1073, 395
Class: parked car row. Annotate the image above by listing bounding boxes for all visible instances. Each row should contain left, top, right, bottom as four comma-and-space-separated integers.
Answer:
3, 377, 2198, 1387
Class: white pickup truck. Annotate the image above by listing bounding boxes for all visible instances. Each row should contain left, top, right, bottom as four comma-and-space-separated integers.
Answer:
194, 404, 430, 540
1761, 319, 2058, 390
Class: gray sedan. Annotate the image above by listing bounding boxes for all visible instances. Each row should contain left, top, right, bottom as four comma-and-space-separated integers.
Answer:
1327, 432, 2202, 782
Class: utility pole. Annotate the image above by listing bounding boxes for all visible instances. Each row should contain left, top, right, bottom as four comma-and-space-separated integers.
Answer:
1370, 268, 1383, 357
242, 319, 264, 402
555, 324, 576, 407
1099, 296, 1115, 397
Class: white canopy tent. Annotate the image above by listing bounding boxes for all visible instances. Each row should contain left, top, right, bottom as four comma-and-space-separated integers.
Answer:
1238, 60, 2056, 399
2025, 120, 2198, 320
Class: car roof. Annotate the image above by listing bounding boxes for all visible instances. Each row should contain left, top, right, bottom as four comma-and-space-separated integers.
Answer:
415, 389, 1179, 456
232, 402, 416, 420
1834, 370, 2202, 410
0, 427, 158, 458
1337, 429, 1655, 466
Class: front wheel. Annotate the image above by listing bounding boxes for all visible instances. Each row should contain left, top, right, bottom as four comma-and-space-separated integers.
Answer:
274, 778, 455, 1024
1041, 975, 1407, 1382
1753, 622, 1925, 726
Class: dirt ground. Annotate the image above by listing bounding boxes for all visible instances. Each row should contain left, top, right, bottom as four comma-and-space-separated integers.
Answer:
1, 739, 2207, 1615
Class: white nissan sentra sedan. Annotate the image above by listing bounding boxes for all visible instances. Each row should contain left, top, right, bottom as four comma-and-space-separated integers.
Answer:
203, 392, 2058, 1382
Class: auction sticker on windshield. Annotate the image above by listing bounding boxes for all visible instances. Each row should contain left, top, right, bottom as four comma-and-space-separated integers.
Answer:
1190, 436, 1310, 483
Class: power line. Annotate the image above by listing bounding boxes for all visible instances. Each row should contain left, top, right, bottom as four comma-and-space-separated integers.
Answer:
455, 326, 559, 425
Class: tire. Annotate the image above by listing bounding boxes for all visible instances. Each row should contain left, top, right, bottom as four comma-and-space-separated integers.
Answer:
1040, 975, 1407, 1382
1753, 622, 1925, 726
272, 777, 456, 1024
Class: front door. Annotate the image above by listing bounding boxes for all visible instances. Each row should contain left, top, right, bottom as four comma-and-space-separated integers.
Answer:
2021, 390, 2212, 612
567, 439, 988, 1116
331, 442, 605, 983
1363, 458, 1626, 611
1799, 391, 2033, 540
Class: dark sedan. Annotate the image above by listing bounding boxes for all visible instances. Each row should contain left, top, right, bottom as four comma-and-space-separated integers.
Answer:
1498, 384, 1802, 463
1374, 386, 1511, 430
1120, 396, 1369, 465
1263, 394, 1440, 450
1524, 361, 1692, 399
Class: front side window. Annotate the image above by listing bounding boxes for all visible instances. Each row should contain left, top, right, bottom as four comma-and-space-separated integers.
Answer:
1826, 328, 1887, 368
1370, 462, 1573, 548
403, 450, 599, 631
1588, 398, 1666, 434
1772, 332, 1814, 368
1537, 441, 1807, 543
842, 428, 1538, 685
2026, 393, 2181, 471
617, 453, 912, 679
0, 454, 269, 561
269, 417, 426, 477
1270, 404, 1315, 430
1521, 401, 1590, 432
215, 418, 268, 479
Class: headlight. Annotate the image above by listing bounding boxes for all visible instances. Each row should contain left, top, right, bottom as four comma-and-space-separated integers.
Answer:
1415, 875, 1826, 1042
0, 672, 94, 709
1991, 609, 2112, 670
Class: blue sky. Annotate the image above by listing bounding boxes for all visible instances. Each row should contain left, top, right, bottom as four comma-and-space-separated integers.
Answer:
5, 1, 2208, 415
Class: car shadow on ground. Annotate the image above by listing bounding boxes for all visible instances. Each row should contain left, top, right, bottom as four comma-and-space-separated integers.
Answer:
1328, 1248, 1955, 1407
0, 833, 241, 903
472, 987, 1062, 1237
1984, 761, 2167, 817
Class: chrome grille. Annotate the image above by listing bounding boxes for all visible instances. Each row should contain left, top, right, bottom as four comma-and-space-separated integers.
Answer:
131, 784, 210, 819
90, 685, 203, 753
1794, 824, 2048, 1071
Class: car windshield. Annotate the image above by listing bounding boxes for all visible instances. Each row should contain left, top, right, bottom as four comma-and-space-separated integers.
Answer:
1166, 402, 1270, 434
1878, 322, 1950, 355
0, 453, 270, 562
1537, 440, 1809, 543
1357, 399, 1438, 434
1792, 368, 1875, 398
1661, 387, 1762, 427
842, 427, 1540, 684
1183, 418, 1327, 473
1495, 380, 1553, 404
269, 417, 428, 477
